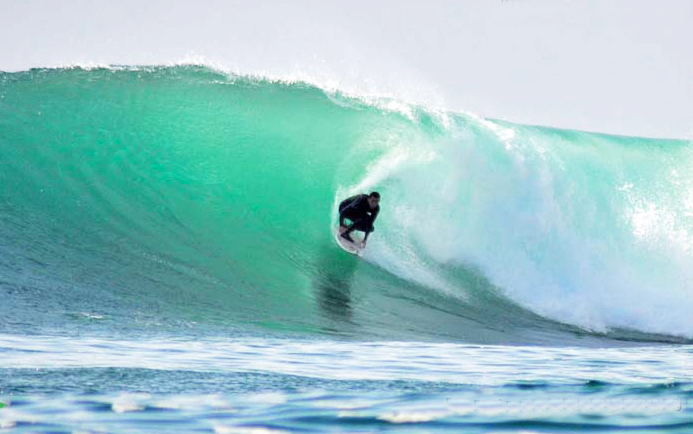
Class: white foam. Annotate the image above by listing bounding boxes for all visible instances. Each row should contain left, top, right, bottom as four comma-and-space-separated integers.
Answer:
348, 111, 693, 338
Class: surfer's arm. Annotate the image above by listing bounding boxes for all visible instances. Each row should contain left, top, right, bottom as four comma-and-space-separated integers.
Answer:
362, 208, 379, 244
370, 207, 379, 224
366, 207, 379, 231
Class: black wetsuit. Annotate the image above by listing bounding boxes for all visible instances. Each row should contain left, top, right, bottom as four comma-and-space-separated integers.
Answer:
338, 194, 379, 234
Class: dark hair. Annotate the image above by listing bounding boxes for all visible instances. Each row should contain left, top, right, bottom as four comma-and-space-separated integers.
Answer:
369, 191, 380, 199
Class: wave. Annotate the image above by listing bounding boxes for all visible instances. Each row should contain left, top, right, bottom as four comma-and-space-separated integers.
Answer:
0, 65, 691, 343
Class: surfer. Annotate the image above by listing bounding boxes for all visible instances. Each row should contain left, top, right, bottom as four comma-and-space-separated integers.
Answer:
338, 191, 380, 245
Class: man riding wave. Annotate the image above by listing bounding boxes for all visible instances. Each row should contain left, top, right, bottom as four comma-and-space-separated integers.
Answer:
338, 191, 380, 246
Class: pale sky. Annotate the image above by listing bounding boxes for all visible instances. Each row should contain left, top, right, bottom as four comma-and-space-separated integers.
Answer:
1, 0, 691, 139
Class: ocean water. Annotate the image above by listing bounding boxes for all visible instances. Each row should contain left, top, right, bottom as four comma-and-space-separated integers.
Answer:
0, 65, 691, 432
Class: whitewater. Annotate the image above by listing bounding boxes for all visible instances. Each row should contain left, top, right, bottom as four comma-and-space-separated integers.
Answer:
1, 65, 692, 432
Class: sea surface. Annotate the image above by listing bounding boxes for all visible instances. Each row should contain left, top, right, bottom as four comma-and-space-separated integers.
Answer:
1, 66, 692, 432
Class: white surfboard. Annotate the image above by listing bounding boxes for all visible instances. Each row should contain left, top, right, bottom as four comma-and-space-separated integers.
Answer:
334, 226, 365, 256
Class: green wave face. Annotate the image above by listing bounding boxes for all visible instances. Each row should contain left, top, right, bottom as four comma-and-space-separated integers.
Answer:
1, 66, 691, 343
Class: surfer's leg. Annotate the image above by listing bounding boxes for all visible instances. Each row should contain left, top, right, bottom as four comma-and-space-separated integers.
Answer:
340, 208, 359, 229
340, 222, 355, 242
350, 219, 373, 233
340, 217, 360, 242
342, 218, 372, 239
341, 231, 355, 242
339, 206, 354, 227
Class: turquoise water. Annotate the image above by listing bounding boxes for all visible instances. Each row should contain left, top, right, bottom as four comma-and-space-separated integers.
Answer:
0, 65, 692, 432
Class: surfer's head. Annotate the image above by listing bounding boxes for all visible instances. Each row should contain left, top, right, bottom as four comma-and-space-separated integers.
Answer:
367, 191, 380, 209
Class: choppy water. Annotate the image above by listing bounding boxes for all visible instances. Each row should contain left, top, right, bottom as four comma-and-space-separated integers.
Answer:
2, 335, 692, 432
1, 65, 692, 432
